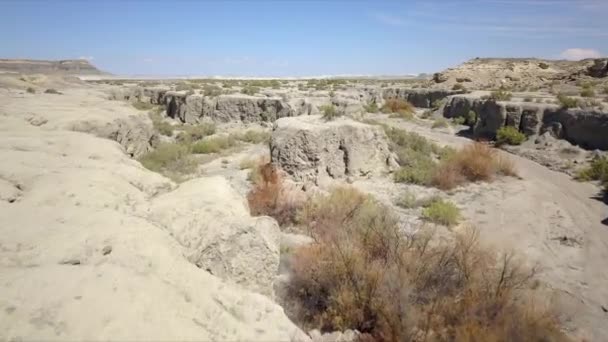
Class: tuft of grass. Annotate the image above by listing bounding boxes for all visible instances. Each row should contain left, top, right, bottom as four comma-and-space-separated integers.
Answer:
191, 135, 237, 154
26, 87, 36, 94
580, 88, 595, 98
557, 94, 579, 109
285, 187, 566, 341
138, 143, 195, 179
489, 89, 512, 101
421, 198, 461, 226
320, 105, 341, 121
432, 117, 450, 129
175, 123, 217, 143
496, 126, 526, 145
452, 117, 466, 125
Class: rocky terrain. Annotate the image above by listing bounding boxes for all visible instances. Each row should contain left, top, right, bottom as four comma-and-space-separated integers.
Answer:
1, 57, 607, 341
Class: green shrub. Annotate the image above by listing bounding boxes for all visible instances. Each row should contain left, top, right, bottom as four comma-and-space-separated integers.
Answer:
421, 198, 461, 226
191, 136, 237, 154
466, 110, 477, 125
138, 143, 195, 175
580, 88, 595, 98
496, 126, 526, 145
363, 101, 379, 113
26, 87, 36, 94
452, 117, 466, 125
576, 157, 608, 183
393, 156, 436, 185
539, 62, 550, 69
452, 83, 465, 90
320, 105, 340, 120
432, 117, 450, 128
489, 89, 512, 101
156, 121, 174, 136
557, 94, 579, 108
523, 97, 533, 102
44, 88, 62, 95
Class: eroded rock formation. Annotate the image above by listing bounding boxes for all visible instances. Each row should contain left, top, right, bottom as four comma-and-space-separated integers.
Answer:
270, 116, 397, 186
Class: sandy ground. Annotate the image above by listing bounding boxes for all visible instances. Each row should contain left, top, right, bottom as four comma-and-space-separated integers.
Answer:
365, 114, 608, 340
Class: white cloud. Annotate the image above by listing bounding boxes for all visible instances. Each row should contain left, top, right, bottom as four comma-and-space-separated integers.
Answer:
559, 48, 602, 60
78, 56, 94, 61
142, 58, 154, 63
371, 12, 406, 27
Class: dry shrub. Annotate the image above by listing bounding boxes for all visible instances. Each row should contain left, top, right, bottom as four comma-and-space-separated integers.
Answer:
432, 143, 518, 190
285, 187, 568, 341
247, 162, 301, 226
382, 99, 415, 116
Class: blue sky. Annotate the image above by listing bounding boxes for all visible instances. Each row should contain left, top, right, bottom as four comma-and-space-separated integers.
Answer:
1, 0, 607, 76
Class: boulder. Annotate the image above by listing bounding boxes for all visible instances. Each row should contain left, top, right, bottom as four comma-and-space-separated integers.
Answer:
270, 116, 396, 186
69, 115, 157, 158
148, 176, 281, 297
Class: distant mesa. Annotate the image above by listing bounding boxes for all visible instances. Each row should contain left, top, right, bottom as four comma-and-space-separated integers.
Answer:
0, 58, 107, 75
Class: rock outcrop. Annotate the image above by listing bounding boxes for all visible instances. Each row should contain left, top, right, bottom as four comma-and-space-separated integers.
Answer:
443, 95, 608, 150
382, 88, 461, 108
270, 116, 396, 186
148, 177, 281, 297
0, 88, 309, 341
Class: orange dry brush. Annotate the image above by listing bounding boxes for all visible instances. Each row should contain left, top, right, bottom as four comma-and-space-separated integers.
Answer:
247, 162, 299, 226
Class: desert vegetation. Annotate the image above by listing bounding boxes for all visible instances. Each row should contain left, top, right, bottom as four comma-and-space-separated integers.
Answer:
383, 126, 516, 190
496, 126, 526, 146
279, 187, 566, 341
382, 99, 415, 119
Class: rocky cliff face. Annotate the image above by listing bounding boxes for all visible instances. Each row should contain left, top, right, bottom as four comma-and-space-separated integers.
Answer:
444, 95, 608, 150
383, 88, 462, 108
270, 116, 397, 186
0, 59, 106, 75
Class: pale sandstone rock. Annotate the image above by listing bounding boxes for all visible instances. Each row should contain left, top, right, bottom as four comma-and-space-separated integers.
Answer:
0, 89, 308, 341
270, 115, 397, 186
148, 176, 281, 297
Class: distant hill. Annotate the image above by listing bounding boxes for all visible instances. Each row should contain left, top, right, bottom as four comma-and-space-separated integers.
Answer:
0, 59, 107, 75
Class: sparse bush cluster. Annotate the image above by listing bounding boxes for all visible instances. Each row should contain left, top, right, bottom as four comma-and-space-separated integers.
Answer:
320, 104, 341, 121
132, 101, 155, 111
283, 187, 566, 341
138, 143, 195, 181
421, 197, 461, 226
488, 89, 512, 101
496, 126, 526, 146
557, 94, 579, 109
576, 157, 608, 194
384, 126, 452, 185
432, 143, 517, 190
363, 101, 379, 113
381, 99, 414, 119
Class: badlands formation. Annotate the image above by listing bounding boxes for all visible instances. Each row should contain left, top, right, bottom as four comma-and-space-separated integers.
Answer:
0, 57, 607, 341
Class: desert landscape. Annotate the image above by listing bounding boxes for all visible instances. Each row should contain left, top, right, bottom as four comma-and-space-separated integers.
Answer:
1, 1, 608, 341
1, 55, 607, 341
